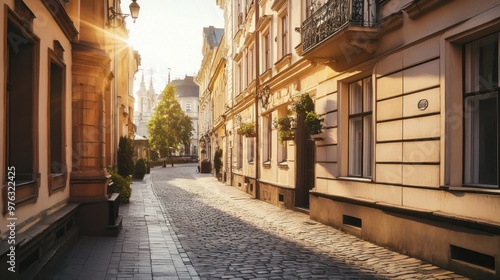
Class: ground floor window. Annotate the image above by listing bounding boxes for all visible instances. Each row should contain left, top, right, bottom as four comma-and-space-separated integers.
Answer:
463, 33, 499, 187
348, 77, 372, 178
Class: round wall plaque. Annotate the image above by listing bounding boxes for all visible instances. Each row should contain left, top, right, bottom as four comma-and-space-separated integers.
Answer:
418, 99, 428, 111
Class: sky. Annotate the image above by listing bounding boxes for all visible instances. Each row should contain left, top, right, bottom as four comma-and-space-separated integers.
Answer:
121, 0, 224, 94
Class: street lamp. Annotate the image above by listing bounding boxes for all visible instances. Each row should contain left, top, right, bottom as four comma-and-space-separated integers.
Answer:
108, 0, 141, 23
258, 85, 271, 109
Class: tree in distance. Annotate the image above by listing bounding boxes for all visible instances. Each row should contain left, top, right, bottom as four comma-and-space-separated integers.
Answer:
147, 84, 193, 158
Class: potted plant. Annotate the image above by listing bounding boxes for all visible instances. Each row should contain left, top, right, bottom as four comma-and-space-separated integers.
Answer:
305, 111, 324, 140
275, 116, 296, 145
237, 121, 256, 137
292, 93, 314, 114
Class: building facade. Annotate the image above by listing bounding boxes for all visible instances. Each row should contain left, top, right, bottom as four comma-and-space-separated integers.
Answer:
207, 0, 500, 279
0, 0, 139, 278
197, 26, 225, 164
172, 76, 200, 156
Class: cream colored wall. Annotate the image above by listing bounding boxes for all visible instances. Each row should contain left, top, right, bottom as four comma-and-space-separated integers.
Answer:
0, 0, 73, 238
313, 0, 500, 225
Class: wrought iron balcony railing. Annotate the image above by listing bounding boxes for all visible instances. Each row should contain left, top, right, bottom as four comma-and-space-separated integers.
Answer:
301, 0, 377, 54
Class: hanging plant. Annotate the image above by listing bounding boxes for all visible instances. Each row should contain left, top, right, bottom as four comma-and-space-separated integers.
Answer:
291, 93, 314, 114
201, 148, 207, 154
304, 111, 324, 136
237, 121, 256, 137
276, 116, 296, 145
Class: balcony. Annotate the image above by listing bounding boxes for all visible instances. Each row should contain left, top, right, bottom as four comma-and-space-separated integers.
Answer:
301, 0, 378, 71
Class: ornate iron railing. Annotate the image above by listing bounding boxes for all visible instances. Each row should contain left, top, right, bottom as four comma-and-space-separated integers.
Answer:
301, 0, 377, 53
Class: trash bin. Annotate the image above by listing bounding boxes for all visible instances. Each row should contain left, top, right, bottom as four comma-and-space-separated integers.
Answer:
200, 161, 211, 173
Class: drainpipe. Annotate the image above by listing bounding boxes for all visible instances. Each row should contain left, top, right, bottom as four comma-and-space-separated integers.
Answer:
254, 0, 260, 199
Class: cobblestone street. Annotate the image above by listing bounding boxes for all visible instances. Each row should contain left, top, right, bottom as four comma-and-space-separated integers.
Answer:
152, 164, 467, 280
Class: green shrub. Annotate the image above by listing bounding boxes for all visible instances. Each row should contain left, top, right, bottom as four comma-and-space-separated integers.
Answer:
134, 158, 147, 179
213, 149, 223, 176
117, 136, 134, 178
304, 111, 323, 135
107, 167, 132, 203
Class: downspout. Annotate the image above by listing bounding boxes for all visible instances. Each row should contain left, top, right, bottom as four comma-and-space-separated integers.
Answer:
254, 0, 260, 199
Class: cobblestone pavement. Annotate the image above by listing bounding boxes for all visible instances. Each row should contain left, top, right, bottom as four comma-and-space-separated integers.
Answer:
152, 164, 468, 280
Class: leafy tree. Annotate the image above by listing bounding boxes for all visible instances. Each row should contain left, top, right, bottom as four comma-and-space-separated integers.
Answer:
147, 84, 193, 156
117, 136, 134, 177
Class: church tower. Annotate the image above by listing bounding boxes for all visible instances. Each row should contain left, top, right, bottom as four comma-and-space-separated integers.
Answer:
134, 73, 157, 137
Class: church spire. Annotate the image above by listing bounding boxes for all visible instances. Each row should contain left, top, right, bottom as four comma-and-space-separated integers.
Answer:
148, 76, 155, 96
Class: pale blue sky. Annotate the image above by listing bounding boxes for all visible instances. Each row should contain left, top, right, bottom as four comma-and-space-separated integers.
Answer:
122, 0, 224, 93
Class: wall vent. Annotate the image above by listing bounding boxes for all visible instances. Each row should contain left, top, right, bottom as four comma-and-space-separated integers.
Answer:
450, 245, 495, 271
343, 214, 362, 228
278, 193, 284, 203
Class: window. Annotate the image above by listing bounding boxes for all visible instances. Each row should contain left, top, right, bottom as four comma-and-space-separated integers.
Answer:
48, 51, 66, 179
5, 10, 40, 206
464, 33, 499, 187
247, 138, 255, 162
263, 115, 272, 162
237, 134, 243, 168
263, 32, 271, 71
279, 13, 288, 58
278, 110, 288, 164
348, 77, 372, 178
236, 62, 242, 94
186, 103, 192, 112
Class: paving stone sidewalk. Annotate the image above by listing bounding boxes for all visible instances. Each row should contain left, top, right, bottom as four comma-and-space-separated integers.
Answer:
152, 164, 469, 280
52, 163, 469, 280
51, 172, 199, 280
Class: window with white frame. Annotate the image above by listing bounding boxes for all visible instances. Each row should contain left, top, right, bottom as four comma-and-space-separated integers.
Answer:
279, 12, 288, 59
186, 103, 192, 112
348, 77, 373, 178
463, 33, 499, 187
263, 32, 271, 71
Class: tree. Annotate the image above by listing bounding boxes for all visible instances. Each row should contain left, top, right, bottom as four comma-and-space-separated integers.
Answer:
117, 136, 134, 177
213, 148, 223, 179
147, 84, 193, 157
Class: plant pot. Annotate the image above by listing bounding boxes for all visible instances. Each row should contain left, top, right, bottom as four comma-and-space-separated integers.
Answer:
282, 135, 294, 141
246, 132, 257, 138
310, 132, 325, 141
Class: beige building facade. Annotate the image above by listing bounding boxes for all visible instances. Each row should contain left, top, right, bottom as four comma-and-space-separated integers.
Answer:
0, 0, 139, 278
209, 0, 500, 279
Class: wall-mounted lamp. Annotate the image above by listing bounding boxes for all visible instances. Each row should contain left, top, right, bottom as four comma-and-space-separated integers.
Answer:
109, 0, 140, 24
258, 85, 271, 109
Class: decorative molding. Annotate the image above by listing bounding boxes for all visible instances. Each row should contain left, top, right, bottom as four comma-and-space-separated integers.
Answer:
41, 0, 79, 42
53, 40, 65, 60
14, 0, 36, 30
378, 11, 404, 34
402, 0, 448, 19
271, 0, 287, 12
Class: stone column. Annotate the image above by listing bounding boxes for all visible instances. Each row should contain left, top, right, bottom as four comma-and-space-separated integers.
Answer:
70, 41, 115, 236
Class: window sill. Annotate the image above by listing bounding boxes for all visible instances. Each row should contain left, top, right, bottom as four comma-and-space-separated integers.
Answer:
439, 185, 500, 195
337, 176, 373, 183
278, 161, 288, 169
262, 161, 271, 168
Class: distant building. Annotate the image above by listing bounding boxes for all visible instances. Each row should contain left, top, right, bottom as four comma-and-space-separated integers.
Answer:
134, 74, 158, 138
172, 76, 200, 156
